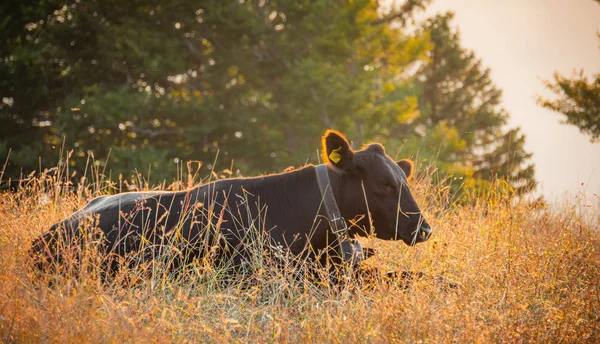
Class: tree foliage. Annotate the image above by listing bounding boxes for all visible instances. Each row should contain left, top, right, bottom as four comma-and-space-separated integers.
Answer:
539, 70, 600, 142
409, 13, 535, 195
1, 0, 430, 181
1, 0, 535, 197
538, 1, 600, 142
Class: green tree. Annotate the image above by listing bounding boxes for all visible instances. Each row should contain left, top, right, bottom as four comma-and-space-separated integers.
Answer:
409, 13, 536, 195
537, 1, 600, 142
0, 0, 69, 175
2, 1, 536, 199
1, 0, 430, 182
538, 70, 600, 142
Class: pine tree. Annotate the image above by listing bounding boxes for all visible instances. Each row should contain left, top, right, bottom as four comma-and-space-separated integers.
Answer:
412, 13, 536, 195
0, 0, 430, 181
538, 70, 600, 142
537, 1, 599, 145
1, 1, 537, 197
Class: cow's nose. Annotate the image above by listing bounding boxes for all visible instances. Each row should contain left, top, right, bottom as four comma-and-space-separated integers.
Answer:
418, 225, 432, 241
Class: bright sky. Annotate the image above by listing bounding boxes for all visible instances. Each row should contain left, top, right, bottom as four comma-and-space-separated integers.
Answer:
425, 0, 600, 202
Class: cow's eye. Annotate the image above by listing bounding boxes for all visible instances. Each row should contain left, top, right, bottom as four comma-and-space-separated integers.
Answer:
380, 181, 396, 191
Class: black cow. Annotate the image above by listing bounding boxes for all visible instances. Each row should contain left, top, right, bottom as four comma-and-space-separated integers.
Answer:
30, 130, 432, 277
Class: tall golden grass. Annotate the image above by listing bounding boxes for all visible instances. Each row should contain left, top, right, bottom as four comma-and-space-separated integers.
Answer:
0, 164, 598, 343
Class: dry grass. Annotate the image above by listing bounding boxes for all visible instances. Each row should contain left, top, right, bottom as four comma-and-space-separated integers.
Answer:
0, 168, 599, 343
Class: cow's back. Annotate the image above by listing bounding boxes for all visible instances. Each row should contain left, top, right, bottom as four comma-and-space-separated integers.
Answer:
30, 169, 323, 272
30, 191, 192, 267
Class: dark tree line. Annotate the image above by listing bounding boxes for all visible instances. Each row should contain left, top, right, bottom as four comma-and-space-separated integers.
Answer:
1, 0, 535, 197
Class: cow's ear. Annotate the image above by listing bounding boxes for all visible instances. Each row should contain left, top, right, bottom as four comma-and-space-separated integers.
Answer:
322, 130, 354, 170
397, 159, 414, 179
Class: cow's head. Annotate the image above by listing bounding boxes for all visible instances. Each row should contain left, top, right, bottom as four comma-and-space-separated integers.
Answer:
322, 130, 432, 245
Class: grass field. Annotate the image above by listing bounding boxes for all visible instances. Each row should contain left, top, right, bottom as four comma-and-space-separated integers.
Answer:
1, 168, 599, 343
